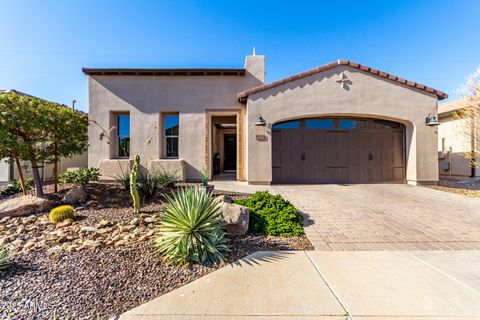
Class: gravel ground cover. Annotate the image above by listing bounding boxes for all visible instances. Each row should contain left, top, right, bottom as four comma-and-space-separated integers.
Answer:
0, 183, 313, 319
1, 234, 312, 319
426, 179, 480, 199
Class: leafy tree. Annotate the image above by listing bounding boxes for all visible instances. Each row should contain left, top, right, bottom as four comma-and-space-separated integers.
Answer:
0, 93, 88, 197
44, 105, 88, 192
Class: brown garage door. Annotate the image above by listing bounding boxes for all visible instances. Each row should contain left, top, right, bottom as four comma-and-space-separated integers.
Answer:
272, 118, 405, 184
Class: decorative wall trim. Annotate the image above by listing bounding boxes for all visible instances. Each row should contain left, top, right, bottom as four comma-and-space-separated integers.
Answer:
204, 108, 245, 181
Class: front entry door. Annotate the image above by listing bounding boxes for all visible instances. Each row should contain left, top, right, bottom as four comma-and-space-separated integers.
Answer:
224, 134, 237, 172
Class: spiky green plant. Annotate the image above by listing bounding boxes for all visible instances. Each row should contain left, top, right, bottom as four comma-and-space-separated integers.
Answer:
130, 155, 141, 214
155, 187, 229, 265
200, 167, 209, 186
49, 205, 75, 223
0, 248, 12, 274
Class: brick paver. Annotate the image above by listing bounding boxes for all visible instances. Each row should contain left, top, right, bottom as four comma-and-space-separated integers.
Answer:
272, 184, 480, 251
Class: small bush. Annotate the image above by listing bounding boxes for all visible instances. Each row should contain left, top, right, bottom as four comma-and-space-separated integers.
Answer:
155, 187, 228, 265
115, 169, 130, 190
59, 167, 100, 187
155, 168, 179, 189
200, 167, 209, 186
137, 172, 162, 200
137, 169, 179, 200
0, 178, 34, 197
235, 191, 304, 237
0, 248, 12, 274
49, 205, 75, 223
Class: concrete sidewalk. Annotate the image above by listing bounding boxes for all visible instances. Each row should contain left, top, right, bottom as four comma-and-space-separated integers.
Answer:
119, 251, 480, 319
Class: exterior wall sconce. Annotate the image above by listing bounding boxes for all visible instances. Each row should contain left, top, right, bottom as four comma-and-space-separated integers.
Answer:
254, 115, 267, 126
425, 113, 440, 126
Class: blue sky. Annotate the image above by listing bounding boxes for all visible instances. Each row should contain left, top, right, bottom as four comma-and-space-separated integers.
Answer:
1, 0, 479, 112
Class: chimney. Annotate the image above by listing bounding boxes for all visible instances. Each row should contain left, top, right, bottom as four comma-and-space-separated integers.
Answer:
244, 48, 265, 84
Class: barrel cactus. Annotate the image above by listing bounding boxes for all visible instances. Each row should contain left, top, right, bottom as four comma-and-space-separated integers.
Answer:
49, 205, 75, 223
130, 155, 141, 214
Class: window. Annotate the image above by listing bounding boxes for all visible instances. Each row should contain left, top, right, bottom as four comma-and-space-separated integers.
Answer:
164, 114, 179, 158
117, 115, 130, 158
306, 119, 334, 129
272, 120, 300, 129
339, 119, 368, 129
373, 119, 401, 129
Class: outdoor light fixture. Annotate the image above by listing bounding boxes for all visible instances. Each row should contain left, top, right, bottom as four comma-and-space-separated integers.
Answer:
425, 113, 440, 127
254, 115, 267, 126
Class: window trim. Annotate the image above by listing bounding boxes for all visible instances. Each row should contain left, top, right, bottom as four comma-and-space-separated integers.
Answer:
163, 113, 179, 159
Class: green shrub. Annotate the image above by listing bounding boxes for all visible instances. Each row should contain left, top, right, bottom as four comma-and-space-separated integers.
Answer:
59, 167, 100, 187
49, 205, 75, 223
115, 164, 131, 190
200, 167, 209, 186
155, 187, 228, 265
155, 168, 179, 189
235, 191, 304, 236
137, 169, 179, 200
0, 248, 12, 274
0, 178, 34, 197
137, 172, 162, 200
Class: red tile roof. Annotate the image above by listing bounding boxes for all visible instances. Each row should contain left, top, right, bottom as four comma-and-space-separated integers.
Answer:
237, 60, 448, 103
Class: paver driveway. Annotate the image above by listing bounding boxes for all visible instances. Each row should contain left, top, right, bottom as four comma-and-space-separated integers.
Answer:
273, 184, 480, 251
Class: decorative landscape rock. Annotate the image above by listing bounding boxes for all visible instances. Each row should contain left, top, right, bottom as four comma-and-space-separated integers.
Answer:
0, 211, 161, 256
144, 217, 157, 224
220, 202, 249, 236
216, 194, 234, 204
62, 187, 87, 205
97, 219, 112, 228
56, 219, 73, 228
0, 195, 55, 218
80, 226, 98, 234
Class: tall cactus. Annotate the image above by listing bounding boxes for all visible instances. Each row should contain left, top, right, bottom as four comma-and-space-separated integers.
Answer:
130, 155, 141, 214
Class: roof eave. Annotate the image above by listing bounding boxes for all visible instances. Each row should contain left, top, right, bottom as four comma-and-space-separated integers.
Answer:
237, 60, 448, 103
82, 68, 245, 77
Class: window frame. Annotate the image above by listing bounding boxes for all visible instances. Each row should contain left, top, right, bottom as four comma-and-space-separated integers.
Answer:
272, 117, 402, 131
163, 113, 179, 159
116, 114, 130, 159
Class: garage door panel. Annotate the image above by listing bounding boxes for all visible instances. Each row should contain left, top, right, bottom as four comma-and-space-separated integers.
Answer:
272, 119, 405, 184
393, 167, 405, 181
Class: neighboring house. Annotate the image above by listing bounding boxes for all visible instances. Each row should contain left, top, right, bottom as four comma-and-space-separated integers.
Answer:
438, 98, 479, 179
0, 89, 88, 183
83, 53, 447, 185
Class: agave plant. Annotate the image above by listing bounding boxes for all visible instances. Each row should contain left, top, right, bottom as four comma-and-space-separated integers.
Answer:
0, 248, 12, 274
155, 187, 229, 265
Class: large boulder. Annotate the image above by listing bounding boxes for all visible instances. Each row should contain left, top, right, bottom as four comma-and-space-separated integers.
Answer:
220, 202, 249, 236
63, 187, 87, 205
0, 195, 55, 218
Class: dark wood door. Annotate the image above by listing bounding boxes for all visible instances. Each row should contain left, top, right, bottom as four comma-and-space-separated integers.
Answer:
224, 134, 237, 172
272, 118, 405, 184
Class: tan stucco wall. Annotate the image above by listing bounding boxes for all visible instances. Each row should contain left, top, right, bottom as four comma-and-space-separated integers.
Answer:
60, 152, 88, 172
245, 65, 440, 184
88, 56, 264, 180
438, 115, 477, 178
6, 152, 88, 182
0, 159, 10, 182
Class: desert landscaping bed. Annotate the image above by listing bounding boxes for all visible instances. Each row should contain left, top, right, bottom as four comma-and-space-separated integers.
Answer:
426, 179, 480, 199
0, 183, 312, 319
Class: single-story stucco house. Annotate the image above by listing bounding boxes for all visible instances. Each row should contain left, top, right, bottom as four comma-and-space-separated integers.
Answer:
0, 89, 88, 183
83, 53, 447, 185
438, 98, 479, 179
